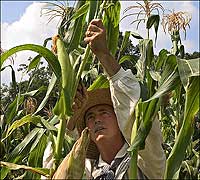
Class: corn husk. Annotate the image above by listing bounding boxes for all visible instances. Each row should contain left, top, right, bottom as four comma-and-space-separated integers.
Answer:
52, 128, 90, 179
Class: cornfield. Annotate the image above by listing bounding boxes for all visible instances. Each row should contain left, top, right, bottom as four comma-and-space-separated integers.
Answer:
0, 0, 199, 179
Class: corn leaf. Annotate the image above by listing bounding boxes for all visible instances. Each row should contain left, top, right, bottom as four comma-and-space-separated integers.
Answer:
146, 14, 159, 30
103, 1, 120, 56
146, 54, 181, 102
131, 32, 144, 40
40, 117, 57, 133
30, 129, 46, 152
88, 74, 109, 91
119, 31, 131, 54
0, 128, 40, 179
128, 98, 159, 151
4, 115, 42, 140
25, 134, 48, 179
164, 76, 200, 179
66, 1, 87, 53
5, 95, 24, 124
7, 128, 40, 161
0, 161, 50, 177
88, 0, 99, 22
117, 31, 131, 60
71, 2, 89, 22
177, 58, 200, 89
136, 39, 154, 81
0, 44, 61, 78
155, 49, 168, 70
21, 86, 46, 96
34, 73, 57, 114
1, 65, 17, 95
27, 55, 41, 71
119, 55, 138, 65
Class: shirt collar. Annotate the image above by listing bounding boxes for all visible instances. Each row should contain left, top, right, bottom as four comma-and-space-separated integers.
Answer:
98, 142, 129, 167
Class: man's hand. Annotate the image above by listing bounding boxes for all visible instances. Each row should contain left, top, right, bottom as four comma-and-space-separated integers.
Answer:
67, 83, 88, 130
84, 19, 121, 77
84, 19, 110, 59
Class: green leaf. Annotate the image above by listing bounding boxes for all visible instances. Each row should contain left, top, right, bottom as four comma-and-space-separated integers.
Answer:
1, 65, 17, 95
21, 86, 46, 96
153, 15, 160, 45
0, 44, 61, 78
40, 117, 57, 133
88, 74, 109, 91
146, 55, 181, 102
4, 115, 42, 139
1, 128, 40, 178
136, 39, 154, 81
149, 70, 161, 81
27, 55, 41, 71
34, 73, 57, 114
131, 32, 143, 39
164, 76, 200, 179
128, 98, 159, 151
146, 14, 159, 30
103, 1, 120, 56
119, 55, 138, 65
7, 128, 40, 161
71, 2, 89, 22
66, 1, 87, 53
0, 161, 50, 177
118, 31, 131, 58
26, 134, 48, 179
5, 95, 24, 124
155, 49, 168, 70
177, 58, 200, 89
179, 45, 185, 59
88, 0, 99, 22
30, 129, 46, 152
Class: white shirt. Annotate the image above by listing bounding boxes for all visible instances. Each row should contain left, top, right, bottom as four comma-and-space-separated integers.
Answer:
85, 67, 166, 179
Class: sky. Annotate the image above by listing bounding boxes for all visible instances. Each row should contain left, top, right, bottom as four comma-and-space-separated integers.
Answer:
1, 1, 199, 85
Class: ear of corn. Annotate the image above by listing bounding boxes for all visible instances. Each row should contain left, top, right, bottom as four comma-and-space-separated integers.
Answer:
52, 128, 90, 179
53, 35, 74, 117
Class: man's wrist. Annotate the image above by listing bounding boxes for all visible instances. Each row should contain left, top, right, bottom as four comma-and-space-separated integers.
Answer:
97, 52, 121, 77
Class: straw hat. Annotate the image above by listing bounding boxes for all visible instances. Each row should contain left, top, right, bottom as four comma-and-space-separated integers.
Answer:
75, 88, 113, 160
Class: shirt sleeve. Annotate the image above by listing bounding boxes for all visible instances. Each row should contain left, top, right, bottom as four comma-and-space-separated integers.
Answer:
108, 67, 140, 143
108, 67, 166, 179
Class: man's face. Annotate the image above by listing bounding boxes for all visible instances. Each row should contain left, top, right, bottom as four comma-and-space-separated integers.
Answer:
85, 104, 121, 143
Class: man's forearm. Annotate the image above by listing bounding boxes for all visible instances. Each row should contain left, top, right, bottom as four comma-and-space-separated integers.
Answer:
97, 53, 121, 77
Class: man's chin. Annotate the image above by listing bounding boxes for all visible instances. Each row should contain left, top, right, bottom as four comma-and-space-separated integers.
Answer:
95, 134, 106, 142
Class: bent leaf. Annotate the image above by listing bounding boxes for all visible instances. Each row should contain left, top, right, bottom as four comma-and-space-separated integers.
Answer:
177, 58, 200, 89
131, 32, 143, 39
4, 115, 42, 139
0, 44, 61, 78
0, 161, 50, 177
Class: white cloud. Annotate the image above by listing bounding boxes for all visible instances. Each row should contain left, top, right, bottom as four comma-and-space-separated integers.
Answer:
1, 2, 60, 84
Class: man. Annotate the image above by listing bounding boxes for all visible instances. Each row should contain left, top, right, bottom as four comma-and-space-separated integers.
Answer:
44, 19, 166, 179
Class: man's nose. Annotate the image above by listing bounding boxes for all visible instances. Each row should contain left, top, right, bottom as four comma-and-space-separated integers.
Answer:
94, 114, 102, 124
